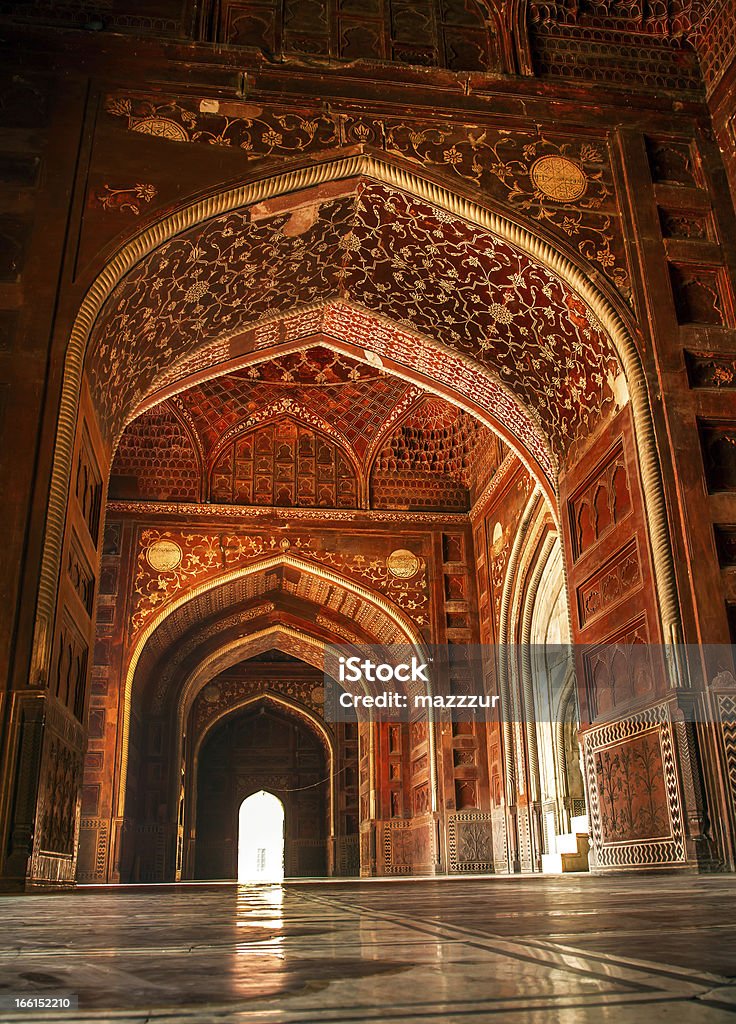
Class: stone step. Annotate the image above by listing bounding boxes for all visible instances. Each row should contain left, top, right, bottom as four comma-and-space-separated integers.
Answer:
541, 833, 590, 874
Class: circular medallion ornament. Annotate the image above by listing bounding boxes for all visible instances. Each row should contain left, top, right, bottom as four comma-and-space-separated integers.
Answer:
201, 682, 221, 704
146, 539, 183, 573
311, 685, 325, 705
387, 549, 421, 579
132, 117, 189, 142
530, 156, 587, 202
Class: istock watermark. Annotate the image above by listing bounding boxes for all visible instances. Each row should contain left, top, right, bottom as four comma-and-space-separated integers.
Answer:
323, 643, 736, 723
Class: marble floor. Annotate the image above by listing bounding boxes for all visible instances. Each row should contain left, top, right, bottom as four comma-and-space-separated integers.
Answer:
1, 876, 736, 1023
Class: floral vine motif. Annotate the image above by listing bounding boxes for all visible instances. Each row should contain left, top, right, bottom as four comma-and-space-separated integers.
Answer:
105, 95, 339, 156
92, 182, 158, 215
595, 733, 670, 843
104, 93, 630, 301
132, 529, 429, 635
378, 123, 629, 297
88, 184, 618, 459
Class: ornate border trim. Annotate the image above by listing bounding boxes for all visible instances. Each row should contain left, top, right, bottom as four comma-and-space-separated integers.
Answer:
106, 499, 468, 524
584, 702, 686, 870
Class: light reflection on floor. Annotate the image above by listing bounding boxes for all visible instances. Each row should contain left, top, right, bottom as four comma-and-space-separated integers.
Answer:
1, 876, 735, 1022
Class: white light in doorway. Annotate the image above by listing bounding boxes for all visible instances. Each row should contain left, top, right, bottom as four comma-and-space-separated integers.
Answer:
237, 790, 285, 883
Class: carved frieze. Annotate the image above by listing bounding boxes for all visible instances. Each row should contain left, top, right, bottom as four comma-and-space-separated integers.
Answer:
132, 527, 429, 635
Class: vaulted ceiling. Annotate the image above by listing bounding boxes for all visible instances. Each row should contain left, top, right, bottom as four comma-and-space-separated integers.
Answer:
110, 344, 504, 512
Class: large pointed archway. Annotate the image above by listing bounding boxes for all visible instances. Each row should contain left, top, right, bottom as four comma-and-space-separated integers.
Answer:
32, 149, 681, 680
8, 146, 708, 890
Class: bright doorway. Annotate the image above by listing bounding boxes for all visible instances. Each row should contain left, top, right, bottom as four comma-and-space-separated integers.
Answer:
237, 791, 285, 883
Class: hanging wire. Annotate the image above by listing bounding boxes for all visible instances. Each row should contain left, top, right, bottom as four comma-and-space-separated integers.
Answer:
267, 764, 348, 793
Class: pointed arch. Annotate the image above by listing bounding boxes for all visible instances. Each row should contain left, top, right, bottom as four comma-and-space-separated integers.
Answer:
117, 551, 430, 815
32, 147, 681, 703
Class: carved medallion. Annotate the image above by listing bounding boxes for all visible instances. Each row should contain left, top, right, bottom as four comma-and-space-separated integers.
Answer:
146, 539, 183, 572
531, 156, 587, 202
201, 682, 221, 704
311, 685, 325, 705
387, 549, 420, 579
132, 117, 188, 142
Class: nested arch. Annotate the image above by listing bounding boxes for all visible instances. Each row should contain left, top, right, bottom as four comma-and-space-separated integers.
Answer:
34, 148, 682, 701
120, 551, 432, 816
192, 690, 338, 849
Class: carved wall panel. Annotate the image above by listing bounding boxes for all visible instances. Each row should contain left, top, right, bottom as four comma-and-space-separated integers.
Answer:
686, 351, 736, 388
583, 617, 654, 720
210, 418, 358, 508
75, 425, 102, 545
77, 818, 109, 883
54, 613, 89, 721
646, 137, 702, 187
670, 265, 729, 325
201, 0, 500, 71
700, 421, 736, 492
569, 441, 632, 560
585, 706, 685, 868
714, 525, 736, 568
66, 531, 95, 616
659, 207, 713, 241
447, 811, 494, 871
576, 539, 642, 628
717, 693, 736, 819
381, 814, 435, 874
37, 736, 83, 857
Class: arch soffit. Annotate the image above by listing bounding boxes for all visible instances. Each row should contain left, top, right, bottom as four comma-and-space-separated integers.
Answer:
164, 622, 336, 719
139, 558, 415, 710
144, 597, 375, 715
36, 149, 679, 697
90, 176, 619, 458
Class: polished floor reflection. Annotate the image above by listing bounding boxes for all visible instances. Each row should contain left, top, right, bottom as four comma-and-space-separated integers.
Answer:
2, 876, 736, 1022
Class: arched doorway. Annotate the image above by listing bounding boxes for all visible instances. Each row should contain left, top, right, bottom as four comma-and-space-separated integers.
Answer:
237, 792, 284, 884
6, 151, 717, 889
194, 702, 328, 881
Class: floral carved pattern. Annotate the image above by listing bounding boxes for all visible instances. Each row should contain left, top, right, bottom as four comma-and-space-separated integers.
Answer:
104, 95, 631, 300
131, 528, 429, 635
87, 183, 621, 461
594, 731, 670, 843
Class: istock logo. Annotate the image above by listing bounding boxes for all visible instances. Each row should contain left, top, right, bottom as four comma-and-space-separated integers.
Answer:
338, 656, 430, 684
